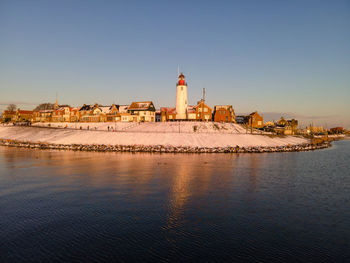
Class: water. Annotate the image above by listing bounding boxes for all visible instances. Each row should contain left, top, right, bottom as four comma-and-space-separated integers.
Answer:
0, 141, 349, 262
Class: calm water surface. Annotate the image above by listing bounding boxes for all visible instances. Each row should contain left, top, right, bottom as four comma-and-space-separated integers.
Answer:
1, 141, 350, 262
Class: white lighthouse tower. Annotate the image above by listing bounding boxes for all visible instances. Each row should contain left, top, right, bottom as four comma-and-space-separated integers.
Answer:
176, 72, 188, 120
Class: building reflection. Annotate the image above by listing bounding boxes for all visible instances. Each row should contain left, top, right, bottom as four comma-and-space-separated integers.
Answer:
1, 147, 269, 220
247, 154, 260, 193
165, 162, 193, 230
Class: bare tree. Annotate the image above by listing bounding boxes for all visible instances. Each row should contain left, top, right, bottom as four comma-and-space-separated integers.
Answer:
7, 104, 16, 113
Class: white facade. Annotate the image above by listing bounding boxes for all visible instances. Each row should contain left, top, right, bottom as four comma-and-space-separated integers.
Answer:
176, 73, 188, 119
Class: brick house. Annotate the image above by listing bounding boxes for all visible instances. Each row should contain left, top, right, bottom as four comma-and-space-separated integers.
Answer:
195, 100, 212, 121
187, 106, 197, 120
14, 109, 34, 122
70, 108, 80, 122
2, 110, 16, 122
33, 110, 53, 122
330, 127, 344, 134
160, 107, 176, 122
79, 104, 94, 122
275, 117, 298, 135
213, 105, 236, 123
52, 106, 71, 122
105, 104, 120, 122
128, 101, 155, 122
92, 104, 111, 122
248, 111, 263, 128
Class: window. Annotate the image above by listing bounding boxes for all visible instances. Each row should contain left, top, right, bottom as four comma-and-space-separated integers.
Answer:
181, 87, 183, 91
204, 108, 208, 112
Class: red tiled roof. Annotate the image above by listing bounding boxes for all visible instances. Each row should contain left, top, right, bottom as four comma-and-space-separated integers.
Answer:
160, 107, 176, 114
18, 110, 33, 114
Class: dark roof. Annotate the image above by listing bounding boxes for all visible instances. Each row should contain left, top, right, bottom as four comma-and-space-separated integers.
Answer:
79, 105, 93, 111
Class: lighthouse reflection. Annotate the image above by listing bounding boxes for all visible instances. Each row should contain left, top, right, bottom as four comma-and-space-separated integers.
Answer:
164, 162, 193, 231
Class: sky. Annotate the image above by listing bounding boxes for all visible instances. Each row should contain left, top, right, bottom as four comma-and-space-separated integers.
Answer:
1, 0, 349, 127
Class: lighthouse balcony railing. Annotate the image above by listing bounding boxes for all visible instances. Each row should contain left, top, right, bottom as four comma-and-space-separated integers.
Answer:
176, 82, 188, 86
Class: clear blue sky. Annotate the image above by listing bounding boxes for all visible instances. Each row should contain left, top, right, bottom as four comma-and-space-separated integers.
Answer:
1, 0, 349, 127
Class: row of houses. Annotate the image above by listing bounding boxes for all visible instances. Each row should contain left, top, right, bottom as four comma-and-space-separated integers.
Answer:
0, 102, 303, 136
2, 100, 248, 124
2, 102, 157, 123
264, 117, 299, 135
2, 101, 269, 133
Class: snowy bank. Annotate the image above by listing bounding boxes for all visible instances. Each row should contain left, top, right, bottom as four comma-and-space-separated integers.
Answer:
0, 126, 308, 148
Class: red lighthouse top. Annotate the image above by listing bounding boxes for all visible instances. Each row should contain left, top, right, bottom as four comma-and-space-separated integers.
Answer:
178, 72, 186, 86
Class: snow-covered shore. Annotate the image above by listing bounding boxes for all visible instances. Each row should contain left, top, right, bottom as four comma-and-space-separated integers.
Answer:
0, 125, 308, 148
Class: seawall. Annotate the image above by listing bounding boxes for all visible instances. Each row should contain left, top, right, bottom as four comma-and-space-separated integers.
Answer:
0, 139, 330, 153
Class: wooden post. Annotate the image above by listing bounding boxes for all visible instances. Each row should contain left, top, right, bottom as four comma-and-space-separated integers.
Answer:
202, 88, 205, 121
251, 116, 253, 134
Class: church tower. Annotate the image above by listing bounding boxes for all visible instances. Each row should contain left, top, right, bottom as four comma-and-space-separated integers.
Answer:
176, 72, 188, 119
54, 96, 59, 110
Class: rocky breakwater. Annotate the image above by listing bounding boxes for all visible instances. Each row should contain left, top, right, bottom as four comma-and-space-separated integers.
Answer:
0, 139, 330, 153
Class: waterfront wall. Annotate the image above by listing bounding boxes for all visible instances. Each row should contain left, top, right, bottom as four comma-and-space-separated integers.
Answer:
0, 139, 330, 154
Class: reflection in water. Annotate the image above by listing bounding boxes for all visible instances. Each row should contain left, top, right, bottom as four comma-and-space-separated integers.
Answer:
248, 154, 259, 192
166, 163, 192, 231
1, 143, 350, 262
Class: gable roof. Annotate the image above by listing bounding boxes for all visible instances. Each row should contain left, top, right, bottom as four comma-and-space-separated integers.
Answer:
55, 106, 71, 111
195, 101, 212, 111
128, 101, 154, 111
249, 111, 261, 116
98, 106, 111, 114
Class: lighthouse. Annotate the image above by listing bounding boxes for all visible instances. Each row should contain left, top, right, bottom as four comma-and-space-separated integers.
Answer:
176, 72, 188, 119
